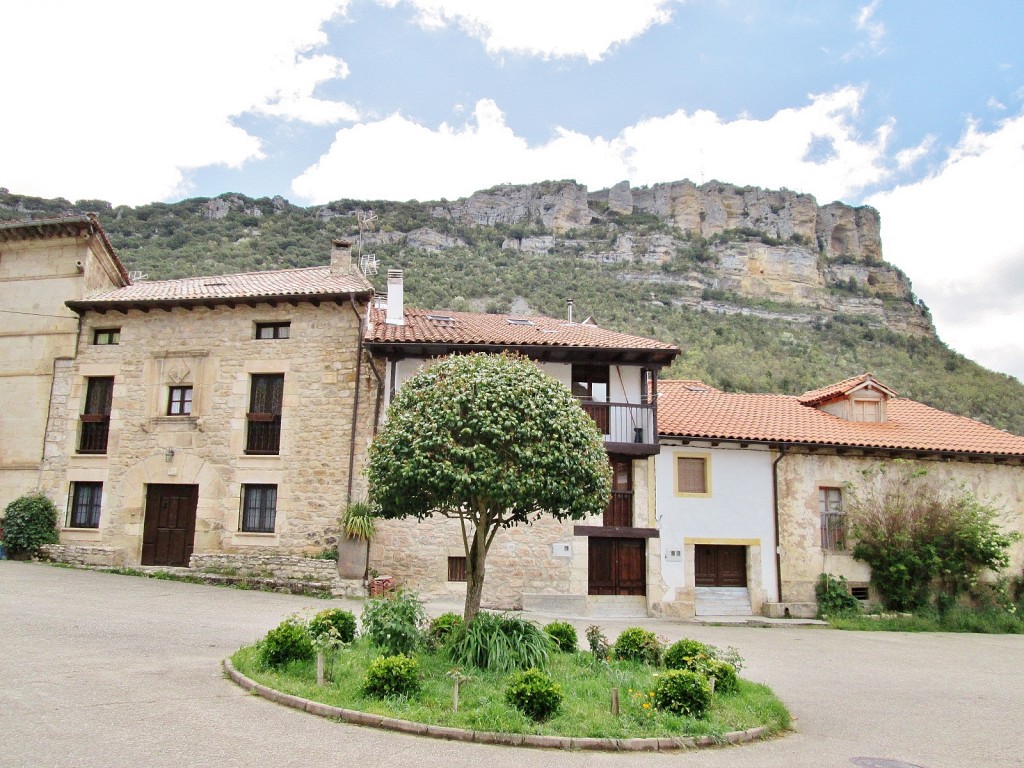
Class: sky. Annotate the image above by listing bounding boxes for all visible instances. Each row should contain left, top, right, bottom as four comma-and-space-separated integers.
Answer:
4, 1, 1024, 382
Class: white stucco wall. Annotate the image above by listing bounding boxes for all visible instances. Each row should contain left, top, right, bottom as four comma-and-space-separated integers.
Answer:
653, 441, 778, 613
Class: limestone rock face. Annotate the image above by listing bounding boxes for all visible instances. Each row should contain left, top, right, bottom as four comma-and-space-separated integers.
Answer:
404, 227, 465, 251
445, 181, 591, 232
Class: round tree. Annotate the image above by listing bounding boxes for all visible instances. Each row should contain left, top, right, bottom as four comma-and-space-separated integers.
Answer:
367, 353, 612, 621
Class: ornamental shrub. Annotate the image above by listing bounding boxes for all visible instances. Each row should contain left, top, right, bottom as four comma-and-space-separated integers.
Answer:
308, 608, 357, 643
258, 616, 314, 668
543, 621, 579, 653
447, 612, 551, 673
361, 589, 426, 656
504, 668, 563, 721
426, 612, 464, 649
815, 573, 861, 618
653, 670, 712, 718
362, 654, 421, 698
613, 627, 661, 665
663, 639, 713, 672
705, 659, 739, 694
1, 494, 59, 558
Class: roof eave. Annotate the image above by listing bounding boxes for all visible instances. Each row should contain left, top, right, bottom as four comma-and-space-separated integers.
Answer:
363, 340, 679, 365
66, 287, 374, 315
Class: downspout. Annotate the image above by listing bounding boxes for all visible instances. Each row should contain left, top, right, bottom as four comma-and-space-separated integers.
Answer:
771, 445, 786, 604
346, 293, 367, 504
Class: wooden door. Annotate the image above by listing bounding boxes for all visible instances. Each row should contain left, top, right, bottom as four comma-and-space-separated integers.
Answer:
604, 456, 633, 526
588, 538, 646, 596
694, 545, 747, 587
142, 485, 198, 567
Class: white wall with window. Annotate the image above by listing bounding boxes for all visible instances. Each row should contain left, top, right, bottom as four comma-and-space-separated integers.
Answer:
654, 442, 778, 601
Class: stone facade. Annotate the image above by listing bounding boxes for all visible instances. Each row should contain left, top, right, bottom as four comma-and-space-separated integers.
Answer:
38, 297, 379, 566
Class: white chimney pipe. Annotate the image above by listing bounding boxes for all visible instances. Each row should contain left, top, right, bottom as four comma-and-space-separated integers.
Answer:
386, 269, 404, 325
567, 298, 574, 323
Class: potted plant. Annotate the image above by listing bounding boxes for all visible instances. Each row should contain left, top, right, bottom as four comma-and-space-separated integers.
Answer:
337, 501, 376, 580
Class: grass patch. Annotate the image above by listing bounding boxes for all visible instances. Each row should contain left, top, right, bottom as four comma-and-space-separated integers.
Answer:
829, 606, 1024, 634
231, 640, 790, 739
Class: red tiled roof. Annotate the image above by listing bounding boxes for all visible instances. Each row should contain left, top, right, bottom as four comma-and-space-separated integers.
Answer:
658, 379, 1024, 457
366, 306, 680, 355
67, 266, 373, 311
797, 372, 897, 406
0, 214, 130, 285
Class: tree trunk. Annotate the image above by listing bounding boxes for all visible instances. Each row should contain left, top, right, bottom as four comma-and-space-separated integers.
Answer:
463, 518, 490, 622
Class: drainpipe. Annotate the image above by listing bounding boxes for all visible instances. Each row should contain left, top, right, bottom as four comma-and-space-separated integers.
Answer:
346, 293, 367, 504
771, 445, 786, 604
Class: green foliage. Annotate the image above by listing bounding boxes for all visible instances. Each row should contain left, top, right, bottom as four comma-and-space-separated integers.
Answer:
585, 624, 610, 661
308, 608, 357, 643
613, 627, 662, 665
1, 494, 59, 557
362, 654, 421, 698
360, 589, 426, 656
259, 616, 315, 668
341, 501, 376, 540
653, 670, 712, 718
705, 660, 739, 694
663, 639, 713, 672
311, 546, 338, 561
815, 573, 862, 618
543, 621, 579, 652
426, 612, 464, 648
847, 463, 1020, 611
504, 668, 563, 721
447, 612, 552, 673
368, 352, 611, 620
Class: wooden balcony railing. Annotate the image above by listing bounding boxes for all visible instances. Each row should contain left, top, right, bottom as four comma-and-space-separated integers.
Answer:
581, 401, 658, 454
604, 490, 634, 526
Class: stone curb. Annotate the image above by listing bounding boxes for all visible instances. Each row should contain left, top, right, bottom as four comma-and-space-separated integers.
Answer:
223, 659, 770, 752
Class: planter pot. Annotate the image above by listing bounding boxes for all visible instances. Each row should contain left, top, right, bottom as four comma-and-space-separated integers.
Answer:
337, 536, 368, 580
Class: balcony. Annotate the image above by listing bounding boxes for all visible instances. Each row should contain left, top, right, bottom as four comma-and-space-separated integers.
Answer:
580, 401, 659, 456
245, 415, 281, 455
78, 416, 109, 454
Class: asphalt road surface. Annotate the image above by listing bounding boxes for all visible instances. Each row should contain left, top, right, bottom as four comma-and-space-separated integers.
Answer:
2, 561, 1021, 768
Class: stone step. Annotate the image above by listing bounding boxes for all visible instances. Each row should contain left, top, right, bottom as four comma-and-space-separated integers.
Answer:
695, 587, 753, 617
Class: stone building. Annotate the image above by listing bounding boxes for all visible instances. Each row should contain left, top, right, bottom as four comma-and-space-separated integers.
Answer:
654, 374, 1024, 618
363, 270, 680, 615
0, 217, 128, 509
36, 240, 377, 567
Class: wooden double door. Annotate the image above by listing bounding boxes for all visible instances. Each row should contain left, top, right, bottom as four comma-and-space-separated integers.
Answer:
588, 538, 646, 596
142, 484, 198, 567
694, 544, 747, 587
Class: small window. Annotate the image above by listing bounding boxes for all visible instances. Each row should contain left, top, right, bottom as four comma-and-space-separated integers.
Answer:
255, 322, 290, 340
676, 456, 709, 495
246, 374, 284, 454
93, 328, 120, 345
79, 376, 113, 454
447, 556, 467, 582
850, 585, 870, 601
68, 482, 102, 528
240, 485, 277, 533
851, 398, 881, 422
820, 487, 845, 549
167, 386, 193, 415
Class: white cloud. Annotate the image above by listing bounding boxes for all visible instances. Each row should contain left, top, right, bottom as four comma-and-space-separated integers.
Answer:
379, 0, 678, 61
293, 87, 893, 206
842, 0, 886, 61
0, 1, 355, 205
868, 112, 1024, 381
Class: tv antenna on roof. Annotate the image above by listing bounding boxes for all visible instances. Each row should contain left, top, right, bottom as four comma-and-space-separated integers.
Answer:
128, 270, 147, 282
356, 210, 379, 276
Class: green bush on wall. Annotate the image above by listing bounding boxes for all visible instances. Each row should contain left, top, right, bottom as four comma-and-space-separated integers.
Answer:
1, 494, 59, 558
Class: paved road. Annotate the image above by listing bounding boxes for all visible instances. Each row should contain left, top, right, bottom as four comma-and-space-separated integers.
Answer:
2, 562, 1022, 768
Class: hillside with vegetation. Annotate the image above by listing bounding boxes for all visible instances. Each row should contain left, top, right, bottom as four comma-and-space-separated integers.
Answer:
3, 181, 1023, 435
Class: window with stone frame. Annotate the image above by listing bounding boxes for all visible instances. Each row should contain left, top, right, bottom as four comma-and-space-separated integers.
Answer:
819, 487, 845, 549
92, 328, 120, 345
246, 374, 283, 454
255, 322, 290, 340
79, 376, 113, 453
68, 482, 102, 528
167, 386, 193, 416
675, 455, 709, 495
240, 484, 277, 533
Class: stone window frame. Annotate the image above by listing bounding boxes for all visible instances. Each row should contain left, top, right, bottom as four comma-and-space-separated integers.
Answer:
68, 481, 102, 528
167, 385, 193, 416
240, 484, 277, 533
674, 451, 711, 497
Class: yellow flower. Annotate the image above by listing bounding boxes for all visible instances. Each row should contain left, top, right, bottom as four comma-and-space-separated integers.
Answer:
642, 702, 650, 709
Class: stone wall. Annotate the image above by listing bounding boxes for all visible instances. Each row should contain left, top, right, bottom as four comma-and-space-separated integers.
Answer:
39, 543, 127, 567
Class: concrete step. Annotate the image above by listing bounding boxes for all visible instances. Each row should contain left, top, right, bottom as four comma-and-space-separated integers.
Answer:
695, 587, 752, 617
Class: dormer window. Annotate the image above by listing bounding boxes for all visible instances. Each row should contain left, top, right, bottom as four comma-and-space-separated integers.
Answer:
851, 398, 881, 423
799, 374, 895, 424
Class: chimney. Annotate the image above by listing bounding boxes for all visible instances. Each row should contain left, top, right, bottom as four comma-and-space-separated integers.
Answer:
566, 298, 574, 323
386, 269, 404, 325
330, 239, 354, 275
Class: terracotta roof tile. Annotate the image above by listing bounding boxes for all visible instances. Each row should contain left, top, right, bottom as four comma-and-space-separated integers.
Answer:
69, 266, 373, 308
366, 306, 680, 353
659, 379, 1024, 457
